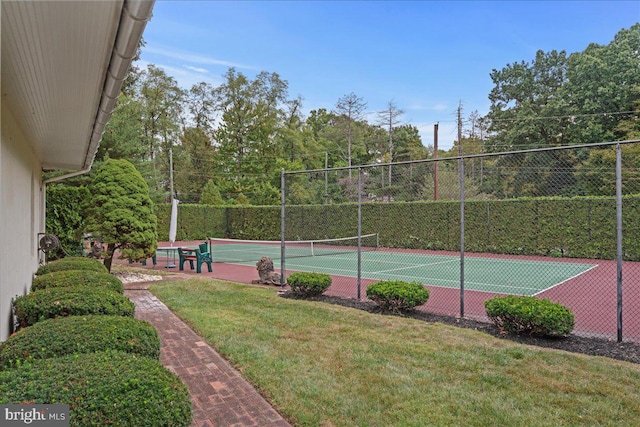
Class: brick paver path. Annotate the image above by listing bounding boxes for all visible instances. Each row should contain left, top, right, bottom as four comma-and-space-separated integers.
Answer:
125, 288, 291, 427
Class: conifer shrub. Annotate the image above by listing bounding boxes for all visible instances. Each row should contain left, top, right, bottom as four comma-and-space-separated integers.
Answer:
31, 270, 124, 294
36, 257, 108, 275
0, 316, 159, 368
366, 280, 430, 312
484, 295, 575, 337
13, 287, 134, 329
287, 272, 332, 297
0, 351, 192, 427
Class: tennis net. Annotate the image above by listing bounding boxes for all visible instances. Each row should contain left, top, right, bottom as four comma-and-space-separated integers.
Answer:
207, 233, 379, 263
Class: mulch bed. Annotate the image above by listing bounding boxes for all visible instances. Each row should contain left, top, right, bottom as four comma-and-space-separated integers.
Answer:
280, 292, 640, 365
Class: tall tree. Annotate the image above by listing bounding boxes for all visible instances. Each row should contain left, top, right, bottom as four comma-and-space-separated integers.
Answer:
212, 68, 290, 203
186, 82, 216, 131
334, 93, 368, 173
562, 24, 640, 144
139, 65, 185, 197
377, 100, 404, 185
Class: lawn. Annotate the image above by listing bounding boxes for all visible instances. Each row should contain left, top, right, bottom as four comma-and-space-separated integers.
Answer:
150, 278, 640, 427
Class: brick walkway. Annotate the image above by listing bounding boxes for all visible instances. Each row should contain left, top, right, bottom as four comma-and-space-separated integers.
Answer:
124, 287, 291, 427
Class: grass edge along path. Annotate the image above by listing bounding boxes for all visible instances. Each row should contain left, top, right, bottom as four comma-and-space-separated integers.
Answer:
149, 278, 640, 427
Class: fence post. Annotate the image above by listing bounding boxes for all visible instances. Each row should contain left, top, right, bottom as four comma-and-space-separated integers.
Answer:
357, 167, 362, 300
616, 144, 623, 342
280, 168, 286, 287
458, 156, 466, 318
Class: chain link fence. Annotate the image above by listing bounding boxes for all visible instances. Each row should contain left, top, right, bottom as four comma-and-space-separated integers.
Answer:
282, 140, 640, 343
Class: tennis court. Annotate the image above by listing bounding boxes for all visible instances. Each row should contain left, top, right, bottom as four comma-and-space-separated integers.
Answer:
208, 238, 597, 296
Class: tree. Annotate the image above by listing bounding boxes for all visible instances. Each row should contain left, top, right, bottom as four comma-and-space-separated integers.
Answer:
212, 68, 290, 195
334, 93, 368, 171
487, 49, 570, 151
562, 24, 640, 144
85, 159, 158, 272
200, 179, 224, 205
186, 82, 216, 130
95, 94, 147, 164
377, 100, 404, 185
138, 65, 185, 196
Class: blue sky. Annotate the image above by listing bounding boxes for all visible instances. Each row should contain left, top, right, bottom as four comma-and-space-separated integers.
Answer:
138, 1, 640, 150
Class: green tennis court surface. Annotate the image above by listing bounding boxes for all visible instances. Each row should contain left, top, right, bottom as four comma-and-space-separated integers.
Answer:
211, 243, 597, 296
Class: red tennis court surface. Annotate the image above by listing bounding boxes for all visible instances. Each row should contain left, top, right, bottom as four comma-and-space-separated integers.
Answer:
127, 241, 640, 343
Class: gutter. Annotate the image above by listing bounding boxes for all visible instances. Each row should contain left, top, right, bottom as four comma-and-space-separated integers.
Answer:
43, 0, 155, 185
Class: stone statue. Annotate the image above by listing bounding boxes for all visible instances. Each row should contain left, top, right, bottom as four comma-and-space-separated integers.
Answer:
253, 256, 281, 285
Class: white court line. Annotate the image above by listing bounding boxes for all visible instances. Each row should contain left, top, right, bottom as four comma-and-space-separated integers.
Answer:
533, 264, 599, 296
370, 258, 459, 274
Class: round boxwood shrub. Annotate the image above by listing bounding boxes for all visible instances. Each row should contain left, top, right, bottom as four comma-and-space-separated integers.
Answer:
366, 280, 430, 312
287, 272, 332, 297
0, 350, 192, 427
36, 257, 108, 275
13, 287, 135, 329
0, 315, 159, 368
31, 270, 124, 294
484, 295, 575, 337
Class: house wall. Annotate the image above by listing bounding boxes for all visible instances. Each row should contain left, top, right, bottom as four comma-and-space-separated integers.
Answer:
0, 102, 44, 341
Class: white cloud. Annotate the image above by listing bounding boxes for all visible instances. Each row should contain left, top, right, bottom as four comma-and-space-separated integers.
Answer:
135, 60, 223, 90
184, 65, 209, 73
143, 45, 258, 70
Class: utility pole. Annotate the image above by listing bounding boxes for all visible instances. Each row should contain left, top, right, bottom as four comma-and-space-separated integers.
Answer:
169, 149, 174, 200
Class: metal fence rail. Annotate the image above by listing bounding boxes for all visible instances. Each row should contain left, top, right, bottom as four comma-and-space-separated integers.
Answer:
282, 140, 640, 343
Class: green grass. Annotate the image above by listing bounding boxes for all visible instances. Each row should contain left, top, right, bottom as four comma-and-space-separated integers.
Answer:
150, 278, 640, 427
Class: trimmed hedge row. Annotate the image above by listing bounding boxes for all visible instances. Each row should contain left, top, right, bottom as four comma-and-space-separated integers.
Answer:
156, 195, 640, 260
0, 351, 192, 427
13, 287, 134, 329
36, 257, 108, 275
0, 316, 160, 368
31, 270, 124, 294
484, 295, 575, 337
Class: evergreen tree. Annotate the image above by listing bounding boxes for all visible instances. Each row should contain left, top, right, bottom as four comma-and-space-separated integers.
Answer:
85, 159, 158, 272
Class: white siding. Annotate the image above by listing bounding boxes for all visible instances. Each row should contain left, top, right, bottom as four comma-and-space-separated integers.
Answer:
0, 102, 43, 341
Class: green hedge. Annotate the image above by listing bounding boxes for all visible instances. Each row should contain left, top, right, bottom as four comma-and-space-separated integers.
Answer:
155, 195, 640, 260
0, 316, 159, 368
287, 272, 332, 297
484, 295, 575, 337
13, 288, 134, 329
0, 351, 192, 427
31, 270, 124, 294
366, 281, 430, 312
36, 257, 108, 275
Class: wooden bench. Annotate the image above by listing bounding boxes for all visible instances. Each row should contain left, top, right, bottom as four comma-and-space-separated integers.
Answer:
178, 246, 212, 273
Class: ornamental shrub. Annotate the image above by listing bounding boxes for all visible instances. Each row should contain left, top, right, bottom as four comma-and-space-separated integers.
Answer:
0, 316, 159, 368
0, 350, 192, 427
36, 257, 108, 275
484, 295, 575, 337
366, 281, 430, 312
287, 272, 332, 297
31, 270, 124, 294
13, 287, 134, 329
